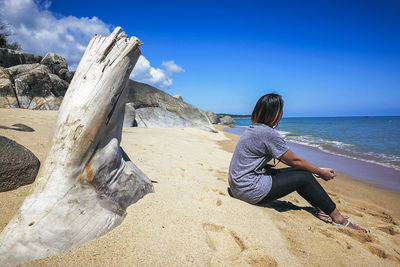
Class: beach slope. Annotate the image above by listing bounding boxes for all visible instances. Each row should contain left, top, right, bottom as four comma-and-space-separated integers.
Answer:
0, 109, 399, 266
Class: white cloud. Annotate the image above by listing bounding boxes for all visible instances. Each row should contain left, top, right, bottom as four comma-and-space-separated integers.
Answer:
0, 0, 184, 89
0, 0, 111, 69
130, 57, 185, 89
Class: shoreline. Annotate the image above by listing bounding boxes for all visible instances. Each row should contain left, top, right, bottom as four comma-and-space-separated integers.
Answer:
1, 110, 400, 266
224, 125, 400, 193
215, 125, 400, 216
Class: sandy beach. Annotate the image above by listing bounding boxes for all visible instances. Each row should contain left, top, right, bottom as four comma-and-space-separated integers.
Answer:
1, 109, 400, 266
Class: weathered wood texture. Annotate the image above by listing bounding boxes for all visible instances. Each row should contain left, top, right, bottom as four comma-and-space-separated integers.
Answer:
0, 27, 154, 266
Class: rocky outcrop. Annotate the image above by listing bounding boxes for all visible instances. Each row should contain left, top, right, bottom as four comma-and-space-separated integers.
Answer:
206, 111, 219, 124
13, 64, 63, 109
218, 115, 235, 126
40, 52, 70, 78
0, 49, 219, 131
7, 63, 40, 77
126, 80, 215, 131
0, 51, 70, 110
48, 73, 69, 97
0, 48, 42, 68
0, 67, 18, 108
173, 94, 183, 101
135, 107, 192, 128
0, 136, 40, 192
205, 112, 236, 126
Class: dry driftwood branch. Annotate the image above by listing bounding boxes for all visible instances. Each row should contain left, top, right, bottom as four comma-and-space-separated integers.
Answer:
0, 27, 154, 266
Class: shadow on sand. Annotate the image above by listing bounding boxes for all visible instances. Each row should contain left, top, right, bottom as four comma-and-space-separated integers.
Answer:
227, 187, 318, 216
0, 124, 34, 132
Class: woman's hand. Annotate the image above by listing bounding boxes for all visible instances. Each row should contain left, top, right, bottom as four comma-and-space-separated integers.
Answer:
318, 168, 336, 181
279, 150, 337, 181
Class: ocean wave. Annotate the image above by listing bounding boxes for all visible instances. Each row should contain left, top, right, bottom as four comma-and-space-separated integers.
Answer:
277, 130, 400, 171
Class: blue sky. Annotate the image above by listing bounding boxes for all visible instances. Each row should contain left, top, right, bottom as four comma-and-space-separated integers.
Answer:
2, 0, 399, 117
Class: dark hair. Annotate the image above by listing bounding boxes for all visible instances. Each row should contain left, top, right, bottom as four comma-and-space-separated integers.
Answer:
251, 93, 284, 126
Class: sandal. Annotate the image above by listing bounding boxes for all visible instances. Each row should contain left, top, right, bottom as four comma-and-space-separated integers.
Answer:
332, 218, 362, 230
317, 213, 331, 222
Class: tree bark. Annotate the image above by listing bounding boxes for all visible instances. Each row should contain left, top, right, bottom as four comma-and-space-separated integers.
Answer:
0, 27, 154, 266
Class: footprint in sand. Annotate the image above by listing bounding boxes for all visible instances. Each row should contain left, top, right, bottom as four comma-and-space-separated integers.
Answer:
368, 245, 400, 263
203, 223, 278, 266
211, 188, 227, 196
377, 225, 399, 236
203, 223, 245, 257
234, 248, 279, 267
207, 168, 228, 182
336, 228, 375, 244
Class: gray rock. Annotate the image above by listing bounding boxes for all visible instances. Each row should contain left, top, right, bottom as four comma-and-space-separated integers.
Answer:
135, 107, 190, 128
7, 63, 40, 77
27, 95, 63, 110
0, 67, 18, 108
40, 52, 68, 76
219, 115, 235, 126
0, 136, 40, 192
0, 67, 14, 96
127, 80, 215, 131
49, 73, 69, 97
205, 111, 219, 124
57, 68, 74, 83
0, 48, 42, 68
173, 94, 183, 101
123, 102, 137, 127
64, 70, 74, 83
14, 66, 53, 108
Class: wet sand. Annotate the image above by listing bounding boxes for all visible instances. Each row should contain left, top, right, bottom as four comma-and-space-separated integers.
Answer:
0, 109, 400, 266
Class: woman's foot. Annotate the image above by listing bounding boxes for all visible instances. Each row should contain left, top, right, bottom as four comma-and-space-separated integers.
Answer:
332, 219, 364, 230
332, 218, 362, 230
317, 212, 331, 222
329, 208, 363, 230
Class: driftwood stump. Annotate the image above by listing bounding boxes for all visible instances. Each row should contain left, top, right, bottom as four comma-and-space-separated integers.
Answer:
0, 27, 154, 266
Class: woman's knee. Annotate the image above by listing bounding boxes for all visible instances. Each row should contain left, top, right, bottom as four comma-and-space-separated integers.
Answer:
298, 171, 316, 184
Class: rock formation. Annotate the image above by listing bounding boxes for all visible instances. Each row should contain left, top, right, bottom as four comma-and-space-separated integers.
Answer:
0, 27, 153, 266
0, 67, 18, 108
0, 136, 40, 192
127, 80, 215, 131
0, 52, 72, 110
218, 115, 235, 126
206, 111, 219, 124
0, 46, 218, 131
0, 48, 42, 68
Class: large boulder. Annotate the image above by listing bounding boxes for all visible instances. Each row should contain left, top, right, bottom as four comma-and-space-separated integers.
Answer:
27, 95, 63, 110
40, 52, 68, 77
206, 111, 219, 124
0, 67, 18, 108
126, 80, 215, 131
48, 73, 69, 97
14, 65, 53, 108
58, 68, 74, 83
0, 48, 42, 68
219, 115, 235, 126
2, 63, 66, 110
7, 63, 41, 77
135, 107, 191, 128
0, 136, 40, 192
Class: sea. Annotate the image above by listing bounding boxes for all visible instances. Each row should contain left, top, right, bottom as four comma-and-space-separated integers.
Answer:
227, 116, 400, 191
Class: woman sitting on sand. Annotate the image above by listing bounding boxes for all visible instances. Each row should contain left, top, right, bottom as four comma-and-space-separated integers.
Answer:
228, 93, 362, 230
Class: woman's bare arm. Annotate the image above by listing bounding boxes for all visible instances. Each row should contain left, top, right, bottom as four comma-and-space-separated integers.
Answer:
279, 149, 336, 180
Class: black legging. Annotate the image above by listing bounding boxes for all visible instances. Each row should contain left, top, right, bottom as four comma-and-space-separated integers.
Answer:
257, 167, 336, 214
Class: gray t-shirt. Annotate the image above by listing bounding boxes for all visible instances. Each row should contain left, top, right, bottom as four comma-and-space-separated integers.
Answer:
228, 123, 289, 204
